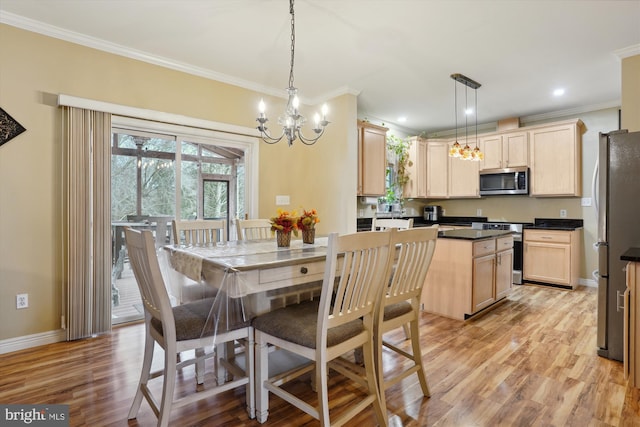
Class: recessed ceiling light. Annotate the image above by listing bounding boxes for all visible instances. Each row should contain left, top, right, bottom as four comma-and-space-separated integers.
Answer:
553, 88, 565, 97
397, 117, 407, 123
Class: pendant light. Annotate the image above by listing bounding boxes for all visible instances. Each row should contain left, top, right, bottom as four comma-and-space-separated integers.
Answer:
256, 0, 329, 147
449, 73, 483, 161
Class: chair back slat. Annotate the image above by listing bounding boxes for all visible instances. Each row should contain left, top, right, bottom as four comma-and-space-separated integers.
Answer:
385, 226, 438, 306
172, 219, 227, 246
321, 231, 393, 332
236, 218, 272, 240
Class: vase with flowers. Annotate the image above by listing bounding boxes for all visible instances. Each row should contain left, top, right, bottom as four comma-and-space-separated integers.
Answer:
270, 209, 299, 247
298, 209, 319, 244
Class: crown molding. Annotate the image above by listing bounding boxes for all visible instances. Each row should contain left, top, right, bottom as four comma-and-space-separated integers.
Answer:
614, 44, 640, 59
520, 100, 620, 124
1, 11, 358, 107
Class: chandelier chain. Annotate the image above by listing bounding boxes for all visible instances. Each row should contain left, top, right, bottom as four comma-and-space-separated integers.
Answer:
289, 0, 295, 89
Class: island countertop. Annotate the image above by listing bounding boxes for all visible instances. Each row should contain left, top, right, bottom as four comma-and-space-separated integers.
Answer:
438, 229, 513, 241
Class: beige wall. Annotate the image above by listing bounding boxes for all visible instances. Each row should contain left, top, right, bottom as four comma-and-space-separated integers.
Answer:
0, 24, 357, 342
621, 54, 640, 132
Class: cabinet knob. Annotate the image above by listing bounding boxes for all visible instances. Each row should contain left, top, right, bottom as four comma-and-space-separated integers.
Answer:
300, 267, 308, 274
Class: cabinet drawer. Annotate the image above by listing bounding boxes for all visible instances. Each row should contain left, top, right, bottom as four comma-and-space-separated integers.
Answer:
497, 235, 514, 251
474, 239, 496, 257
259, 260, 326, 284
525, 229, 571, 243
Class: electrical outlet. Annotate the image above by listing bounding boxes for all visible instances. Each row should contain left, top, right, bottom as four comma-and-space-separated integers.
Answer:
275, 195, 290, 205
581, 197, 592, 207
560, 209, 567, 218
476, 208, 482, 216
16, 293, 28, 309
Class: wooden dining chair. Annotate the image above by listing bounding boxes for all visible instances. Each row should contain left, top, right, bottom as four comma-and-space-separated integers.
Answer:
371, 217, 414, 231
172, 219, 227, 246
236, 218, 272, 240
171, 219, 227, 302
253, 230, 393, 426
124, 228, 254, 427
375, 226, 438, 416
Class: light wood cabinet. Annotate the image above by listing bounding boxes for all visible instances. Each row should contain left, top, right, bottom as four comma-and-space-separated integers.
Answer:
426, 140, 449, 198
449, 140, 480, 198
528, 119, 583, 197
404, 137, 427, 198
523, 229, 581, 289
404, 138, 448, 199
495, 236, 514, 300
357, 120, 387, 196
422, 234, 513, 320
479, 131, 529, 171
625, 260, 640, 387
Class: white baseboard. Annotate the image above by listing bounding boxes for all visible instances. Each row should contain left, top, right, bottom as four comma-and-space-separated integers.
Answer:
0, 329, 66, 355
579, 277, 598, 288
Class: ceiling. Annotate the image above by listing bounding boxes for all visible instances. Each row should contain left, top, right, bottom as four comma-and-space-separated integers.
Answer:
1, 0, 639, 135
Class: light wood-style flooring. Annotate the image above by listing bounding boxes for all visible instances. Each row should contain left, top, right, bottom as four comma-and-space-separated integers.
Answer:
2, 284, 640, 426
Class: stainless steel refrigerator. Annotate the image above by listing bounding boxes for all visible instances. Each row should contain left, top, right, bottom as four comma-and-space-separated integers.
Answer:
597, 130, 640, 361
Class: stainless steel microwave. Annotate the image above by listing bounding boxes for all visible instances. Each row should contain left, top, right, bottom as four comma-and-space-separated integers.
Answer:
479, 167, 529, 196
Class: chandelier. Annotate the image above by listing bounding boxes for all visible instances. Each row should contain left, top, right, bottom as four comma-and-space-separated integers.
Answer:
256, 0, 329, 147
449, 73, 483, 161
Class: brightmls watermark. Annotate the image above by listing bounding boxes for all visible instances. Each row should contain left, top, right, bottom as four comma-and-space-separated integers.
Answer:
1, 405, 69, 426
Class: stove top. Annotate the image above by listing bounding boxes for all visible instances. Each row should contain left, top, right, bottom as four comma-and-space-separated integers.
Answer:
471, 222, 526, 233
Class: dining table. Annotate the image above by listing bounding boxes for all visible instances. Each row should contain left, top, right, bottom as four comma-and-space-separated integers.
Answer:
163, 237, 330, 334
163, 237, 331, 386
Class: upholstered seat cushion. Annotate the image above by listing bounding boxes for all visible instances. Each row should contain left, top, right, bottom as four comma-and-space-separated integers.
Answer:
252, 300, 364, 349
151, 297, 250, 341
383, 301, 412, 321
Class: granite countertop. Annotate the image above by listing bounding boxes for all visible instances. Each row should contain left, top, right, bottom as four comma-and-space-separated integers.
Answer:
525, 218, 584, 231
438, 229, 513, 241
621, 248, 640, 262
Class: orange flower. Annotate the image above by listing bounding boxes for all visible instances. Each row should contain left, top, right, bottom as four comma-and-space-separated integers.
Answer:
297, 209, 320, 231
270, 209, 299, 236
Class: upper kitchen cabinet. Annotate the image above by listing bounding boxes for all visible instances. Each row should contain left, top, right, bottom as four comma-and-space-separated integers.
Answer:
404, 136, 427, 198
427, 140, 449, 198
528, 119, 584, 197
404, 137, 449, 199
357, 120, 388, 196
479, 131, 529, 171
449, 139, 480, 198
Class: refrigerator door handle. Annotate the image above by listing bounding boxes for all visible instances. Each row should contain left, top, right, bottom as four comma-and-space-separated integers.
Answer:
617, 290, 626, 312
598, 242, 609, 277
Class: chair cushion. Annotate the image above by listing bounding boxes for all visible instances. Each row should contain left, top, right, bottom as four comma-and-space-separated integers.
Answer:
252, 300, 364, 349
151, 297, 250, 341
383, 301, 412, 321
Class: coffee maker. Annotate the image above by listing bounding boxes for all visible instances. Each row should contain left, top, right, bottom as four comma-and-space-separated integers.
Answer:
424, 205, 442, 222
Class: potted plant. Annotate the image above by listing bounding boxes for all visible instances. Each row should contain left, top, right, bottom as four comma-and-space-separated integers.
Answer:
270, 209, 299, 247
385, 134, 412, 211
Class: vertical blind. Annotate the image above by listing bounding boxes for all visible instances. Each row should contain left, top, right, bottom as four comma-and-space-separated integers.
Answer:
62, 107, 112, 340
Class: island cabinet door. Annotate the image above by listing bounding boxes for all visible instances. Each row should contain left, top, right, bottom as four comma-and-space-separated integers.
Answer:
495, 248, 513, 299
472, 253, 496, 313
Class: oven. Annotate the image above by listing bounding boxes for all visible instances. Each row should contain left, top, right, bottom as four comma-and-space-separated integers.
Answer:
472, 222, 525, 285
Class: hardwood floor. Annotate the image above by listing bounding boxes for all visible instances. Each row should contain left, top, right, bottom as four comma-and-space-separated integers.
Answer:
2, 284, 640, 426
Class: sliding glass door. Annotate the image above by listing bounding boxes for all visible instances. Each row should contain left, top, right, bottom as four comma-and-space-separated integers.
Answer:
111, 129, 245, 324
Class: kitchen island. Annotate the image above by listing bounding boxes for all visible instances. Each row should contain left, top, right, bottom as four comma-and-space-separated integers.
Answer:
422, 229, 514, 320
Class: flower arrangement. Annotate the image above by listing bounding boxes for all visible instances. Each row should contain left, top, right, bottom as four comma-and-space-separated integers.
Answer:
270, 209, 299, 236
297, 209, 320, 231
